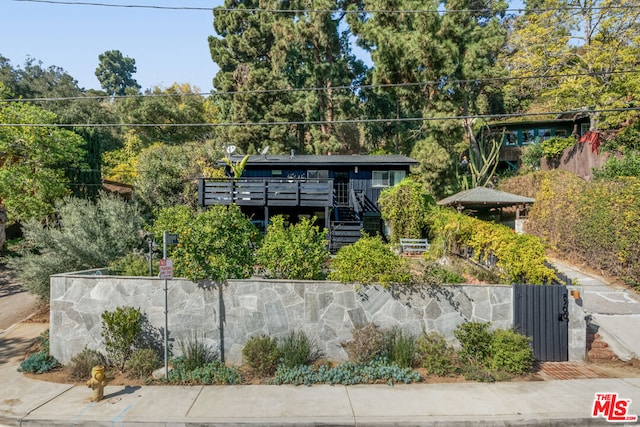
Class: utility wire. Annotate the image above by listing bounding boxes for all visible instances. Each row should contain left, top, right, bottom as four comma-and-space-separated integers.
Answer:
14, 0, 640, 14
2, 70, 639, 103
0, 107, 638, 128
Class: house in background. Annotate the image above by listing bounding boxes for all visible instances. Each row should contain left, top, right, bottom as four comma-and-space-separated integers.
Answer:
480, 111, 591, 171
198, 153, 417, 251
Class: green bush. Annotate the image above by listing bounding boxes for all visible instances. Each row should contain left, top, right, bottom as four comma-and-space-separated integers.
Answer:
167, 359, 242, 385
177, 334, 217, 371
242, 335, 280, 377
7, 193, 145, 300
108, 253, 159, 277
256, 215, 329, 280
594, 152, 640, 179
420, 261, 465, 285
383, 327, 416, 369
415, 332, 457, 376
342, 323, 385, 364
490, 329, 534, 374
329, 234, 412, 286
101, 306, 144, 369
454, 322, 493, 366
125, 348, 161, 379
541, 136, 576, 159
171, 204, 260, 282
519, 142, 544, 170
378, 178, 434, 243
279, 331, 320, 368
67, 348, 106, 381
270, 356, 422, 386
18, 330, 59, 374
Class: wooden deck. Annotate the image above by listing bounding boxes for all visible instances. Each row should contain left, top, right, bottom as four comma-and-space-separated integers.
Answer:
198, 178, 334, 208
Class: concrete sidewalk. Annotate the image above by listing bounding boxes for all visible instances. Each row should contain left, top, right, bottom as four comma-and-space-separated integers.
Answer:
1, 324, 639, 427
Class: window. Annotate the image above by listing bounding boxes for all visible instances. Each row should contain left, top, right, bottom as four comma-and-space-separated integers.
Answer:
538, 129, 552, 141
521, 129, 535, 145
504, 131, 518, 146
580, 123, 590, 136
307, 169, 328, 179
372, 170, 406, 188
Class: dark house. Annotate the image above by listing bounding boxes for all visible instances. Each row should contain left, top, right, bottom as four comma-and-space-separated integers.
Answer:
198, 154, 417, 251
479, 111, 591, 171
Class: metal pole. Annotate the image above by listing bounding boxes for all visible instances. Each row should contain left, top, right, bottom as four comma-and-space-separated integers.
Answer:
148, 238, 153, 277
163, 231, 168, 379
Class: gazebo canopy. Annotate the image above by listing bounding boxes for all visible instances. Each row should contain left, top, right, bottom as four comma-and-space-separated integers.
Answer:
437, 186, 535, 210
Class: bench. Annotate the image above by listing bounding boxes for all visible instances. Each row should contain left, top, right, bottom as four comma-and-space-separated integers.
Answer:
400, 238, 430, 255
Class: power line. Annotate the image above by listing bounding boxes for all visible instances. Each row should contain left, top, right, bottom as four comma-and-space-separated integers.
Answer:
2, 70, 639, 103
0, 107, 638, 128
14, 0, 640, 14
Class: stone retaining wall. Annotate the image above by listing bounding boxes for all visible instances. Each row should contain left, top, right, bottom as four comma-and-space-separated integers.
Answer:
49, 272, 585, 365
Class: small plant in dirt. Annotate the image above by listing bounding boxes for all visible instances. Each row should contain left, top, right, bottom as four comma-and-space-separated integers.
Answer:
167, 359, 242, 385
67, 348, 106, 381
420, 261, 465, 285
279, 331, 320, 368
342, 323, 385, 363
242, 335, 281, 377
270, 356, 422, 386
18, 330, 59, 374
125, 348, 161, 380
101, 306, 144, 370
454, 322, 493, 366
177, 334, 217, 371
383, 327, 416, 369
415, 332, 458, 376
490, 329, 534, 375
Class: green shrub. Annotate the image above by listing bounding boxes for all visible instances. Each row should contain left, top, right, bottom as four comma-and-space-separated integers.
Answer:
177, 334, 217, 371
329, 234, 412, 286
420, 261, 465, 285
378, 178, 434, 243
242, 335, 280, 377
541, 136, 576, 159
415, 332, 457, 376
279, 331, 320, 368
270, 356, 421, 386
67, 348, 106, 381
454, 322, 493, 366
125, 348, 161, 379
19, 351, 59, 374
383, 327, 416, 369
490, 329, 534, 374
7, 193, 145, 301
520, 142, 544, 170
167, 359, 242, 385
342, 323, 385, 363
256, 215, 329, 280
101, 306, 144, 369
18, 330, 59, 374
108, 252, 160, 277
594, 152, 640, 179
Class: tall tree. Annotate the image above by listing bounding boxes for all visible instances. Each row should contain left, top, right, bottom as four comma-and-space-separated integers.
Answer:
0, 103, 87, 224
95, 50, 141, 96
504, 0, 640, 128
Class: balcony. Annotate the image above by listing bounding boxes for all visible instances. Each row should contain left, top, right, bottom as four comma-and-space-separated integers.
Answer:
198, 178, 334, 208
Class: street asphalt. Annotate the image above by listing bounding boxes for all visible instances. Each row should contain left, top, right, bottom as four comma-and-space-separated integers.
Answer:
1, 261, 639, 426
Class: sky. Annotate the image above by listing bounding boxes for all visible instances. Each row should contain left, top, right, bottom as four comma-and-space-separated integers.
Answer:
1, 0, 525, 94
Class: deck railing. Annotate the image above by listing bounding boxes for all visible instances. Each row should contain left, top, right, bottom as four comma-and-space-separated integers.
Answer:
198, 178, 334, 208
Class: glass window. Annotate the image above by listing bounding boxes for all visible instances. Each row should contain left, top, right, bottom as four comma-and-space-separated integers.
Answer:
538, 129, 552, 141
504, 131, 518, 146
581, 123, 590, 135
521, 129, 535, 145
554, 129, 567, 137
373, 170, 406, 187
372, 171, 389, 187
307, 170, 328, 179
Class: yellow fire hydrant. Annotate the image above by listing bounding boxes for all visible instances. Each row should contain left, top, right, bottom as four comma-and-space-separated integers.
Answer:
87, 365, 108, 402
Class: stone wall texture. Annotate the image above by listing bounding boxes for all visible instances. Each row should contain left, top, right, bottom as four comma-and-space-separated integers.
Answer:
49, 272, 586, 365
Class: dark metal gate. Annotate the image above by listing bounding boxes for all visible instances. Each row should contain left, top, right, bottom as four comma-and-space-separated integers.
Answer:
513, 284, 569, 362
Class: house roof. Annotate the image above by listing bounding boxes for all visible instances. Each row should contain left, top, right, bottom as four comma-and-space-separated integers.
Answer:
437, 186, 535, 209
221, 154, 418, 168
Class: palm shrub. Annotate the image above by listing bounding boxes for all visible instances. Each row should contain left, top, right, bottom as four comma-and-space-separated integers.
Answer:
329, 234, 412, 286
242, 335, 280, 377
256, 215, 329, 280
7, 193, 145, 300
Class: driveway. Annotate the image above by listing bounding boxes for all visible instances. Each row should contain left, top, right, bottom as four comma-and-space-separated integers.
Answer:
0, 268, 40, 332
552, 259, 640, 360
